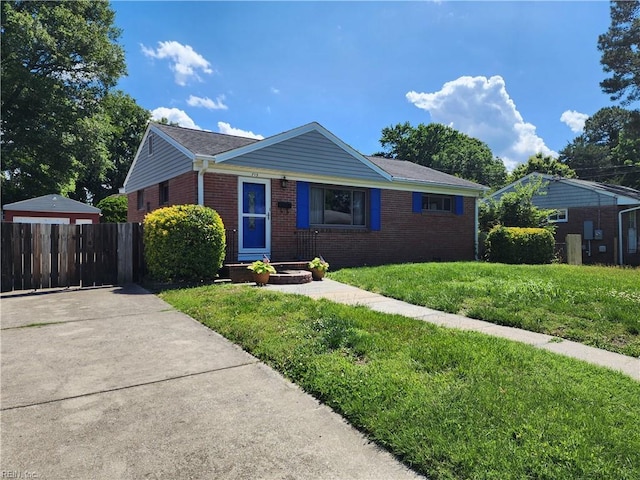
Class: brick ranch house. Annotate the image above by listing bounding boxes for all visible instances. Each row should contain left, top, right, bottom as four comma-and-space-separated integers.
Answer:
122, 122, 487, 267
487, 172, 640, 266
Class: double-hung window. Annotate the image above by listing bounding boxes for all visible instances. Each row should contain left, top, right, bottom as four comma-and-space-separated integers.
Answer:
159, 181, 169, 205
310, 186, 366, 226
137, 190, 144, 210
422, 194, 453, 212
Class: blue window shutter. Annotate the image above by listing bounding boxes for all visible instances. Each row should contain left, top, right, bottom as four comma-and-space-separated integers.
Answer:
370, 188, 381, 231
412, 192, 422, 213
455, 195, 464, 215
297, 181, 310, 228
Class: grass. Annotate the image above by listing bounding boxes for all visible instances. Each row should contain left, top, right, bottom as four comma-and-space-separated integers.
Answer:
160, 284, 640, 480
330, 262, 640, 357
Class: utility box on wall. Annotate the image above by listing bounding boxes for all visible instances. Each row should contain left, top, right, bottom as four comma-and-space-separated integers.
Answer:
594, 229, 603, 240
583, 221, 594, 241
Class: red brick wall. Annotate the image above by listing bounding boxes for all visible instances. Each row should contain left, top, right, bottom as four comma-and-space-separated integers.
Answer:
553, 206, 619, 265
129, 172, 478, 267
127, 172, 198, 223
307, 190, 475, 268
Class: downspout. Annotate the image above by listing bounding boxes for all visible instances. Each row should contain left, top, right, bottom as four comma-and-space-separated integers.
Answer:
618, 205, 640, 265
474, 197, 479, 260
197, 159, 209, 206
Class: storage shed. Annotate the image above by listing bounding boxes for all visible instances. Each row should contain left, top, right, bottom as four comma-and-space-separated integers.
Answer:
3, 194, 101, 224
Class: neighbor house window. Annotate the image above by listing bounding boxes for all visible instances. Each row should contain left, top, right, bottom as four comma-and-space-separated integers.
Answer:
422, 194, 452, 212
310, 186, 366, 226
548, 208, 568, 223
159, 181, 169, 205
137, 190, 144, 210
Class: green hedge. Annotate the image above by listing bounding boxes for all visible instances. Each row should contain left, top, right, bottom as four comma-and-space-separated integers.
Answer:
485, 225, 554, 264
143, 205, 226, 282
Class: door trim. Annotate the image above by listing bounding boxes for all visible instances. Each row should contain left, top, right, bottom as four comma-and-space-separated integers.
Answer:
237, 177, 271, 261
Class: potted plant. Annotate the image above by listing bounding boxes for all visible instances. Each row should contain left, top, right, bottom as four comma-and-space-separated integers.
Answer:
308, 256, 329, 281
247, 260, 276, 286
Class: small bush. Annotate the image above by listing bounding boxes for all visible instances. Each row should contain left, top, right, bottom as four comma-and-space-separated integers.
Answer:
143, 205, 226, 282
96, 195, 128, 223
485, 225, 554, 264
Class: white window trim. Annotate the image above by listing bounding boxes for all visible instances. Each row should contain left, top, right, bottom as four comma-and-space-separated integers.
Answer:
422, 194, 453, 213
548, 208, 568, 223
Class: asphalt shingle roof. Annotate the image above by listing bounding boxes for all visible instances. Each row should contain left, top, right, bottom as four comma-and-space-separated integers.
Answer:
3, 194, 101, 213
153, 122, 259, 156
367, 156, 486, 189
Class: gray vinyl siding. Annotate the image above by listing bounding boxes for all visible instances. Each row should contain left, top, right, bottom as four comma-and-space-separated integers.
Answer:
493, 178, 617, 208
225, 130, 387, 182
125, 133, 193, 192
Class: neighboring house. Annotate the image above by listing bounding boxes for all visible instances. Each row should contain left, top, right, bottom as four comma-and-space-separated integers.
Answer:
487, 173, 640, 266
122, 121, 487, 267
3, 194, 101, 224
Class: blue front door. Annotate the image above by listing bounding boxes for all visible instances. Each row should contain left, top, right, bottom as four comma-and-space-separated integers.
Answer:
238, 177, 271, 260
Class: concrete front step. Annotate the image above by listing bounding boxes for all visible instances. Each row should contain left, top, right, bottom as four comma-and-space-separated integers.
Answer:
226, 262, 313, 285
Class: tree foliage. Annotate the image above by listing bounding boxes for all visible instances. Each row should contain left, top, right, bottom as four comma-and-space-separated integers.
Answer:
96, 194, 128, 223
559, 107, 640, 189
1, 1, 148, 206
377, 122, 507, 188
480, 177, 555, 232
508, 153, 577, 183
598, 0, 640, 104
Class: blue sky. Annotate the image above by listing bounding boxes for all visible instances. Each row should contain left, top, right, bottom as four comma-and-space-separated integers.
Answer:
112, 1, 615, 171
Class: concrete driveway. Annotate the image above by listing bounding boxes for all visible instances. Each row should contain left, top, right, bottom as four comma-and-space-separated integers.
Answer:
1, 285, 422, 480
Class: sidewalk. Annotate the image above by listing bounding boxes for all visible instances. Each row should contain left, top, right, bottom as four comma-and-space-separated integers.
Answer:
1, 285, 422, 479
268, 279, 640, 381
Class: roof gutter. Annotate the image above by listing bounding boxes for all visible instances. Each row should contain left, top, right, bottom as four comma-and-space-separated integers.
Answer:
618, 205, 640, 265
197, 159, 209, 206
391, 177, 488, 195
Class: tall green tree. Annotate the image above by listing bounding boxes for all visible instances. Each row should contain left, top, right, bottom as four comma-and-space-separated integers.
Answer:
377, 122, 507, 188
73, 91, 150, 204
598, 0, 640, 104
508, 153, 577, 183
559, 107, 640, 188
1, 0, 127, 205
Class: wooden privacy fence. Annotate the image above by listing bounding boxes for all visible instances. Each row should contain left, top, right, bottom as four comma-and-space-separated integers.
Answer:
1, 223, 144, 293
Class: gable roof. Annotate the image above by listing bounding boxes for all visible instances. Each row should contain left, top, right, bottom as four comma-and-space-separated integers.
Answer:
3, 194, 101, 214
367, 156, 486, 190
488, 172, 640, 205
153, 122, 258, 157
124, 121, 488, 195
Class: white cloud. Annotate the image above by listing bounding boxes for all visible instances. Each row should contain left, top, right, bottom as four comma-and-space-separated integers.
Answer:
271, 87, 280, 94
187, 94, 228, 110
141, 41, 213, 86
217, 122, 264, 139
151, 107, 200, 129
560, 110, 588, 133
406, 75, 556, 171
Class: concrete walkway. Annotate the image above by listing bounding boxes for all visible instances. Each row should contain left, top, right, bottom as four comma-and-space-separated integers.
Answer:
1, 285, 422, 480
269, 279, 640, 381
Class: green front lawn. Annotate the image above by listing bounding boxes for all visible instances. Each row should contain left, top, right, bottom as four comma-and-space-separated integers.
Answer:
160, 285, 640, 480
330, 262, 640, 357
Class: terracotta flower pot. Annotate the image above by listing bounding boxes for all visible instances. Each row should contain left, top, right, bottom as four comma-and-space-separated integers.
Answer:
253, 272, 270, 286
310, 268, 325, 281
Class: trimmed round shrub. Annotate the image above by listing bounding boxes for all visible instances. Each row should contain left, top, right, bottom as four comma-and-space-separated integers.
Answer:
143, 205, 226, 282
96, 195, 128, 223
485, 225, 554, 264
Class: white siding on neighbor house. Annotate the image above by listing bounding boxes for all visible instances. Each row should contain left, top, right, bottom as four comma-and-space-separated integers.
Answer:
223, 130, 387, 182
494, 178, 617, 208
125, 133, 193, 192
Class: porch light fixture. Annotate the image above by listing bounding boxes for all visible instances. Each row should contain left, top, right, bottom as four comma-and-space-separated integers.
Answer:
280, 176, 288, 189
